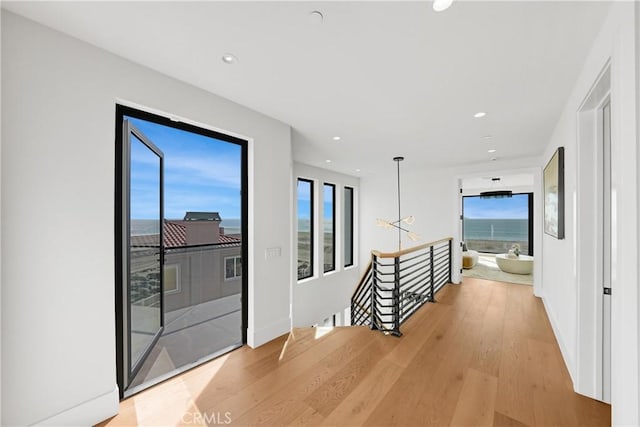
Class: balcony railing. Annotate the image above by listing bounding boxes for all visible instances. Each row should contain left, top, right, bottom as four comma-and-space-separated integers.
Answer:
351, 237, 453, 336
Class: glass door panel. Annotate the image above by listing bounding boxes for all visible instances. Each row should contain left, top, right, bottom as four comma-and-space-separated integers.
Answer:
124, 120, 164, 386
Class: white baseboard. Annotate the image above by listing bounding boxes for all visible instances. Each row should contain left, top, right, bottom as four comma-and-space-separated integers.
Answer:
35, 386, 119, 426
541, 295, 576, 386
247, 317, 291, 348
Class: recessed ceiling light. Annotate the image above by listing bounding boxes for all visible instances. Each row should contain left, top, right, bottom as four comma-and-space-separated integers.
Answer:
221, 53, 238, 64
332, 136, 341, 141
474, 112, 487, 118
488, 149, 497, 153
310, 10, 324, 23
433, 0, 454, 12
355, 169, 361, 172
482, 135, 493, 140
325, 159, 332, 163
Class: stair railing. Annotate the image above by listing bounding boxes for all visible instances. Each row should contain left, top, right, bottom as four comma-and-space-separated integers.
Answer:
351, 237, 453, 336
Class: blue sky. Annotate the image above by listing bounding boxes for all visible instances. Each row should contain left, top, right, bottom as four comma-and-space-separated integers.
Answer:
463, 194, 529, 219
297, 180, 312, 219
128, 116, 242, 220
296, 181, 335, 222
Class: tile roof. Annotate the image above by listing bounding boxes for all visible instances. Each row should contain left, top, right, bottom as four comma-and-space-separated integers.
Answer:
130, 220, 241, 248
164, 221, 186, 247
218, 234, 241, 244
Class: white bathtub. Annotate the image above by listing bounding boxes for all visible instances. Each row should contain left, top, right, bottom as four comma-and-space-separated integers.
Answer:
496, 254, 534, 275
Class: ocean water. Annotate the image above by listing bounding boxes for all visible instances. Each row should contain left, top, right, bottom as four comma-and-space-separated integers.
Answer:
220, 219, 241, 234
297, 219, 335, 233
463, 218, 528, 241
131, 219, 160, 236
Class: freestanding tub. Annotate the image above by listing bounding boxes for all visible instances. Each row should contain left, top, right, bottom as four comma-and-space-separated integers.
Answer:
496, 254, 534, 275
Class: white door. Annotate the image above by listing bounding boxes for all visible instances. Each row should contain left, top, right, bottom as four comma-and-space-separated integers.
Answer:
601, 100, 612, 403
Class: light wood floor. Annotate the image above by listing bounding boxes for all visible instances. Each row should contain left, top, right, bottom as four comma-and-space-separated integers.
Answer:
99, 278, 610, 426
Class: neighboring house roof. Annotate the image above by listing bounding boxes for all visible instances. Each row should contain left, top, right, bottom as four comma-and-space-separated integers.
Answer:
131, 220, 240, 248
164, 221, 186, 247
184, 211, 222, 221
218, 234, 241, 244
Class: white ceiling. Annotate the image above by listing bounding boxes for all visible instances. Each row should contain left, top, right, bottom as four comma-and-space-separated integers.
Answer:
462, 173, 534, 191
3, 1, 612, 176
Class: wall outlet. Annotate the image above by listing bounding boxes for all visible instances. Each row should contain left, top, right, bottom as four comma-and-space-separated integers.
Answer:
265, 247, 282, 259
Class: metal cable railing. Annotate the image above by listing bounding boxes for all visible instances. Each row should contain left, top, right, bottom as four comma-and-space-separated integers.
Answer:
351, 237, 453, 336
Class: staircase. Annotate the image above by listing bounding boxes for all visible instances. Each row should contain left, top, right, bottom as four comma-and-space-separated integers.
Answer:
351, 237, 453, 336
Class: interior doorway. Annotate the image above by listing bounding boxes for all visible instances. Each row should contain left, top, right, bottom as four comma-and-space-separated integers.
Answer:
576, 64, 611, 403
459, 174, 535, 287
115, 105, 248, 397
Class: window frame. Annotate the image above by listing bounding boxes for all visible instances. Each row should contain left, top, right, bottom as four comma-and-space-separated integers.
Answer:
224, 255, 242, 281
343, 186, 355, 268
297, 178, 315, 281
461, 192, 534, 256
163, 264, 181, 294
323, 183, 336, 274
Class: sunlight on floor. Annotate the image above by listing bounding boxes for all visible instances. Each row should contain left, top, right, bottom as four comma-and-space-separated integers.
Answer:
478, 256, 499, 268
126, 353, 231, 426
314, 326, 334, 340
279, 336, 291, 361
462, 253, 533, 286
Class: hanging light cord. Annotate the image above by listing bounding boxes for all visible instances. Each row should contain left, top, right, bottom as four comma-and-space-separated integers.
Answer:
395, 157, 403, 251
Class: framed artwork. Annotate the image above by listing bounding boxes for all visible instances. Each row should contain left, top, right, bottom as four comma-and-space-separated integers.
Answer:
544, 147, 565, 239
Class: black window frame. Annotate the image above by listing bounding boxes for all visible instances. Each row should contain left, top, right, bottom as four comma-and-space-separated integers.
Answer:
297, 178, 314, 281
461, 192, 534, 256
323, 183, 336, 274
344, 186, 355, 268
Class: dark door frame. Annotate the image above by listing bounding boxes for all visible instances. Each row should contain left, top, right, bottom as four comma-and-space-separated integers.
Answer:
114, 104, 249, 398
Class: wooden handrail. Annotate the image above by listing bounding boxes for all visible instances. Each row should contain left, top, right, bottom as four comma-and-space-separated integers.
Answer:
370, 237, 453, 259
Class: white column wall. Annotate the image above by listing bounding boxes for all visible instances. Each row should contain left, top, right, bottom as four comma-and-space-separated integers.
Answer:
541, 3, 638, 424
1, 11, 292, 426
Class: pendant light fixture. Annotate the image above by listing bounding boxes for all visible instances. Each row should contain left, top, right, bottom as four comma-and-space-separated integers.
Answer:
376, 156, 420, 251
480, 177, 513, 199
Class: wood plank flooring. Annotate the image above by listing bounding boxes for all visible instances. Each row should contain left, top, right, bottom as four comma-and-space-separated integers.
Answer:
98, 278, 610, 427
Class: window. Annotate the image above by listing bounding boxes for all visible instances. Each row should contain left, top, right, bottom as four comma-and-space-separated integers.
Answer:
462, 193, 534, 255
164, 264, 180, 294
224, 255, 242, 280
323, 183, 336, 273
344, 186, 354, 267
297, 179, 314, 280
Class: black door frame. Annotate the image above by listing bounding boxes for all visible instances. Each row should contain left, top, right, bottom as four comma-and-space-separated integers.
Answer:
114, 104, 249, 398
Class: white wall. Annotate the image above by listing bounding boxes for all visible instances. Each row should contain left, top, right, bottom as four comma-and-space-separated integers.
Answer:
359, 164, 458, 271
292, 163, 359, 327
540, 2, 638, 425
1, 11, 292, 426
636, 2, 640, 422
0, 8, 3, 425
